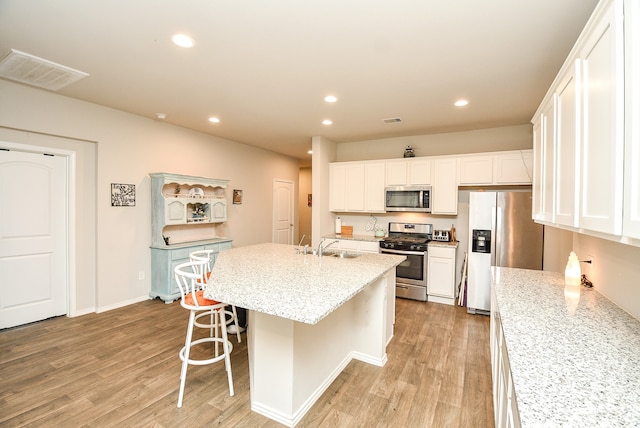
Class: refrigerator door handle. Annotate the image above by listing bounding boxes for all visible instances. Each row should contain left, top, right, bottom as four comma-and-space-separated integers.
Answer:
491, 208, 498, 266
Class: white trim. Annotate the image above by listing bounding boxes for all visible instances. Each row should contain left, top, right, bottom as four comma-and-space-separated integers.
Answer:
96, 295, 150, 313
0, 141, 77, 318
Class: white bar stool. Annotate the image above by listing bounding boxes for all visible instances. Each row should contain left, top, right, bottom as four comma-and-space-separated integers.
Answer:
174, 260, 234, 408
189, 250, 242, 344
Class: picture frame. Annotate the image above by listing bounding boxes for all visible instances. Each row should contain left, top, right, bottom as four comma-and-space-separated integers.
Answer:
233, 189, 243, 204
111, 183, 136, 206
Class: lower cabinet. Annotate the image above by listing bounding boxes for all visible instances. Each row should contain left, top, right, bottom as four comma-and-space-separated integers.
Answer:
491, 285, 521, 428
333, 238, 380, 253
150, 239, 232, 303
427, 244, 456, 305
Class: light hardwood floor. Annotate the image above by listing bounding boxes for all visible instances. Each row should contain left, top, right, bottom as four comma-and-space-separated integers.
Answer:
0, 297, 494, 427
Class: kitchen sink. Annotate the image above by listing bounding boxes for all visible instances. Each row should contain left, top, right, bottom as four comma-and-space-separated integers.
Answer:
324, 251, 360, 259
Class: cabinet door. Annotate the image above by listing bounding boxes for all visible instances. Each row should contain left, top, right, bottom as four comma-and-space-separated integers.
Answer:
329, 163, 347, 211
624, 0, 640, 239
458, 156, 493, 185
554, 61, 580, 228
532, 119, 543, 220
385, 160, 407, 186
345, 163, 366, 211
428, 252, 454, 298
541, 98, 556, 223
578, 1, 624, 235
407, 158, 431, 185
165, 199, 186, 224
210, 199, 227, 222
431, 158, 458, 215
493, 151, 533, 185
365, 162, 386, 212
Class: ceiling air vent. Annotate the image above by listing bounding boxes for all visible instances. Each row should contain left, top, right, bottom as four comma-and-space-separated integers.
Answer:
382, 117, 402, 124
0, 49, 89, 91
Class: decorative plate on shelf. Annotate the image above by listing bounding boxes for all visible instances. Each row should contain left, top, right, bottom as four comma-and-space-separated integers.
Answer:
188, 187, 204, 198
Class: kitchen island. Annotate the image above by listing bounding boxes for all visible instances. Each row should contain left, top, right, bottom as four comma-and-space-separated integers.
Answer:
491, 267, 640, 427
204, 243, 405, 427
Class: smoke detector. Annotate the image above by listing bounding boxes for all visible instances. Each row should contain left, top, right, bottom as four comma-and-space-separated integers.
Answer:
0, 49, 89, 91
382, 117, 402, 124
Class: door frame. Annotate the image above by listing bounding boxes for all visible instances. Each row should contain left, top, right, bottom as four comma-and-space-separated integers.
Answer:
272, 179, 295, 245
0, 141, 77, 317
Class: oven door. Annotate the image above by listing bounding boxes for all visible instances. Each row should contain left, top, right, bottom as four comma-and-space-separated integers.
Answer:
380, 248, 427, 301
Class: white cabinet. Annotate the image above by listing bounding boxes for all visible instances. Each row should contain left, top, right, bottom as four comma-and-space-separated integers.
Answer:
431, 158, 458, 215
333, 238, 380, 253
531, 120, 543, 220
330, 161, 385, 213
385, 158, 431, 186
346, 163, 365, 211
493, 151, 533, 185
578, 0, 624, 236
541, 98, 556, 223
491, 286, 521, 428
554, 60, 580, 228
329, 163, 347, 211
458, 155, 494, 185
408, 158, 431, 185
427, 245, 456, 305
385, 160, 408, 186
365, 162, 386, 212
624, 0, 640, 239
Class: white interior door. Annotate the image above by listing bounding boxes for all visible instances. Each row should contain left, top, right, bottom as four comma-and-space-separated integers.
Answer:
0, 149, 67, 328
273, 180, 294, 245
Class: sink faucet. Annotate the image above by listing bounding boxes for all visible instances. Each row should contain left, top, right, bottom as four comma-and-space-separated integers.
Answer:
317, 238, 339, 257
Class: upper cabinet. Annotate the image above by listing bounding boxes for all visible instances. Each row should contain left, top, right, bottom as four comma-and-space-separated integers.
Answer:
577, 0, 624, 235
532, 0, 640, 246
331, 150, 533, 215
150, 173, 229, 247
624, 0, 640, 239
385, 158, 431, 186
458, 151, 533, 186
330, 161, 385, 213
431, 158, 458, 215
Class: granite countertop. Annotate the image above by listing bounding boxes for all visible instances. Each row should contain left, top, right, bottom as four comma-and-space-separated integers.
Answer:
492, 267, 640, 426
428, 240, 459, 248
323, 233, 384, 242
204, 243, 405, 325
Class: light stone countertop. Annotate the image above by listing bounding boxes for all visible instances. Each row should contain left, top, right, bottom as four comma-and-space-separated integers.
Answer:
322, 233, 384, 242
427, 241, 459, 248
492, 267, 640, 426
204, 243, 405, 325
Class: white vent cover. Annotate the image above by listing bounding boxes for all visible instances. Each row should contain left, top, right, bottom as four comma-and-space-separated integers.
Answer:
382, 117, 402, 124
0, 49, 88, 91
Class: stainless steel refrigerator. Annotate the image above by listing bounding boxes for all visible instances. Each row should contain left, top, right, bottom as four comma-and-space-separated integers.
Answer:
467, 191, 544, 314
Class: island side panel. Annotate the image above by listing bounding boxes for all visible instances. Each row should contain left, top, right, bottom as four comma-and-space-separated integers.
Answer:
247, 274, 389, 427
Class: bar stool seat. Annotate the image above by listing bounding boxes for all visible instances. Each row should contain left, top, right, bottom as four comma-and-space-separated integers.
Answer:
190, 250, 242, 343
174, 260, 234, 408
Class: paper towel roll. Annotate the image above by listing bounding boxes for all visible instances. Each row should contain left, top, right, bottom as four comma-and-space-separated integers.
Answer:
335, 217, 342, 234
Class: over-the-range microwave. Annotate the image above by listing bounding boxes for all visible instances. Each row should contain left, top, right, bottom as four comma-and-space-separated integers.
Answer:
385, 185, 432, 212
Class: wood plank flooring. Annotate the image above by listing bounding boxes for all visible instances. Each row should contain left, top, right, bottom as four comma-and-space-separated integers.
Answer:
0, 297, 494, 427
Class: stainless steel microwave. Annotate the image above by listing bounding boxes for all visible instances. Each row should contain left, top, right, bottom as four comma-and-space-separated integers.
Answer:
385, 186, 432, 212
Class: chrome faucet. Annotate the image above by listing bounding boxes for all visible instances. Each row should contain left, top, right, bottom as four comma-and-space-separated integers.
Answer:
317, 238, 339, 257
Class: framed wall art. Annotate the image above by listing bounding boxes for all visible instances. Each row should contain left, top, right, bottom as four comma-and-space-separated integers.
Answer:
111, 183, 136, 206
233, 189, 243, 204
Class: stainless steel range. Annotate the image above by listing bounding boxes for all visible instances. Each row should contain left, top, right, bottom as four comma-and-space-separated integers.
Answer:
379, 222, 432, 301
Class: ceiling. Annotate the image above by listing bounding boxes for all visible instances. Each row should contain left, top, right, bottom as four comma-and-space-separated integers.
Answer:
0, 0, 599, 164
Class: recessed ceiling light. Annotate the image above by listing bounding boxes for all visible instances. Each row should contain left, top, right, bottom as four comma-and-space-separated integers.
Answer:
171, 34, 195, 48
454, 99, 469, 107
308, 150, 313, 155
155, 113, 167, 120
322, 119, 333, 125
208, 117, 220, 123
324, 95, 337, 103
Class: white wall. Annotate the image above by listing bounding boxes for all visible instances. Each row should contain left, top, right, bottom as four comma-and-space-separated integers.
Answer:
311, 136, 338, 248
0, 80, 300, 313
337, 124, 533, 161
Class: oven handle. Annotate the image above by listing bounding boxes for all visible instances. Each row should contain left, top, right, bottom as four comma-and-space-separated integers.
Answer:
380, 248, 425, 256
